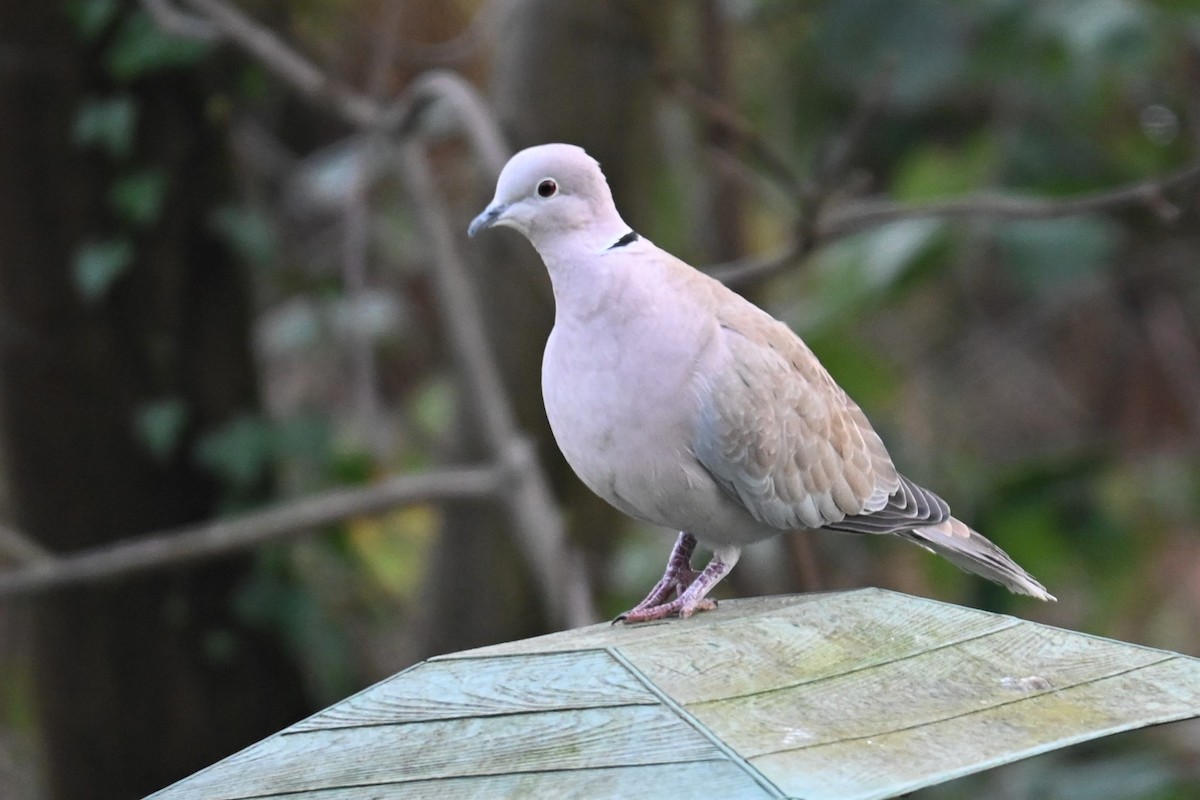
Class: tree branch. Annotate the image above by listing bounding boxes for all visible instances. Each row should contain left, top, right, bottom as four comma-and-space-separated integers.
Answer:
0, 467, 503, 598
385, 0, 516, 68
668, 57, 1199, 288
818, 163, 1200, 239
141, 0, 222, 41
706, 242, 804, 286
380, 71, 509, 177
677, 63, 893, 286
657, 67, 806, 200
706, 162, 1200, 286
0, 524, 52, 566
180, 0, 381, 126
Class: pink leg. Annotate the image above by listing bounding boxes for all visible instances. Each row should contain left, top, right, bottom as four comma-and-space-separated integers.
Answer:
616, 538, 741, 624
624, 532, 701, 612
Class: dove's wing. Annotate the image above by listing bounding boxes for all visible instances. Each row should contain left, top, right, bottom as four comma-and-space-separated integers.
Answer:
692, 294, 950, 535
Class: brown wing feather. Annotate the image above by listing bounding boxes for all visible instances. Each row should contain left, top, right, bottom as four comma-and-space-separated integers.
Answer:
692, 296, 904, 531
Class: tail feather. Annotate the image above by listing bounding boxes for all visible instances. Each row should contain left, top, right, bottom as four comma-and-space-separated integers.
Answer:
901, 517, 1055, 602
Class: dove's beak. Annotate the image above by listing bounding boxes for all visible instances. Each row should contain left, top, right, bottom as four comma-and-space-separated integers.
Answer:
468, 202, 507, 237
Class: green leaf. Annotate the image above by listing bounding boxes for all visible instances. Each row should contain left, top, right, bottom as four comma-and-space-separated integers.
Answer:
805, 333, 900, 413
894, 136, 999, 201
73, 239, 134, 301
409, 375, 456, 441
66, 0, 121, 41
72, 96, 138, 160
273, 414, 333, 469
793, 219, 944, 331
194, 415, 273, 491
210, 205, 278, 268
995, 217, 1121, 292
1151, 0, 1200, 11
257, 301, 322, 358
109, 169, 168, 226
817, 0, 971, 110
135, 398, 189, 460
330, 291, 404, 340
106, 10, 213, 81
1032, 0, 1151, 65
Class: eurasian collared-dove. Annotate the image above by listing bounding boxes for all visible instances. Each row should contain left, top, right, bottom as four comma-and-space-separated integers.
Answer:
469, 143, 1054, 622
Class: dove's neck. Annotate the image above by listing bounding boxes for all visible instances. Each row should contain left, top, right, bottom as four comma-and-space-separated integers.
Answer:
533, 219, 640, 321
531, 210, 631, 259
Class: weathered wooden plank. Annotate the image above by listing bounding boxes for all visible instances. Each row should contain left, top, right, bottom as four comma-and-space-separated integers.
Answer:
150, 704, 727, 800
144, 590, 1200, 800
685, 618, 1174, 756
291, 650, 654, 730
188, 760, 776, 800
442, 593, 819, 658
748, 656, 1200, 800
620, 589, 1016, 705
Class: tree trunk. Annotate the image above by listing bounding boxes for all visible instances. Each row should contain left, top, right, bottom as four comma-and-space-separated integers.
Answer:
0, 5, 309, 798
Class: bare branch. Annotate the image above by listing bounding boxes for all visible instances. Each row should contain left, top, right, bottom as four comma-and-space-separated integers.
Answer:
807, 63, 894, 194
175, 0, 508, 177
680, 64, 894, 286
141, 0, 222, 41
381, 71, 509, 178
0, 524, 51, 566
388, 0, 517, 68
670, 57, 1199, 289
706, 242, 804, 287
818, 163, 1200, 239
658, 68, 805, 199
0, 467, 503, 599
706, 163, 1200, 286
180, 0, 381, 127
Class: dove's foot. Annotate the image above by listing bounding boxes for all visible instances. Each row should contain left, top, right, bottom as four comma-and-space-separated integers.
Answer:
615, 536, 740, 624
623, 531, 701, 612
616, 595, 718, 623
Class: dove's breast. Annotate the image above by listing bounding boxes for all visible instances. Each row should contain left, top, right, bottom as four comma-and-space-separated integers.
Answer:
540, 255, 781, 544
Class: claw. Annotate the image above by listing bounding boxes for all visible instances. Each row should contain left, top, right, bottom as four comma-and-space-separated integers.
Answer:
615, 535, 740, 624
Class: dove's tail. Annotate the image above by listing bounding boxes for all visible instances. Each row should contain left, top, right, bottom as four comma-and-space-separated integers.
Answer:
899, 517, 1056, 601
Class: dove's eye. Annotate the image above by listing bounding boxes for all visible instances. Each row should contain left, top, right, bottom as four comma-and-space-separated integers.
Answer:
537, 179, 558, 198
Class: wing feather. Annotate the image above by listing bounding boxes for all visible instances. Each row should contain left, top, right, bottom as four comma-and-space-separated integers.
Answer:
692, 299, 908, 531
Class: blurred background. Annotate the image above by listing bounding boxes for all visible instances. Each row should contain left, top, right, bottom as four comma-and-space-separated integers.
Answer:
2, 0, 1200, 797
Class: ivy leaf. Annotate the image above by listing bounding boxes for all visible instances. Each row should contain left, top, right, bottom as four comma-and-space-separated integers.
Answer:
73, 96, 137, 160
210, 205, 277, 268
66, 0, 121, 41
135, 398, 189, 461
106, 10, 213, 81
109, 169, 168, 227
194, 415, 272, 492
73, 239, 134, 301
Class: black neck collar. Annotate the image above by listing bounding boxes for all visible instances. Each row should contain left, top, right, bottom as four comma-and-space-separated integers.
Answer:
607, 230, 640, 249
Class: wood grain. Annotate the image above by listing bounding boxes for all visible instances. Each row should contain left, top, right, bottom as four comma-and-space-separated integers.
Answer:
291, 650, 654, 730
684, 618, 1175, 756
157, 704, 726, 799
146, 590, 1200, 800
195, 760, 775, 800
442, 592, 820, 658
620, 588, 1015, 704
749, 656, 1200, 800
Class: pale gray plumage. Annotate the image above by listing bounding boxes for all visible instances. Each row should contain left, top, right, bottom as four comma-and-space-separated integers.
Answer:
469, 143, 1054, 621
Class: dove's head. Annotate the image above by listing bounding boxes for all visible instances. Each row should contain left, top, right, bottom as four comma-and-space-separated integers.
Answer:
469, 144, 629, 252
